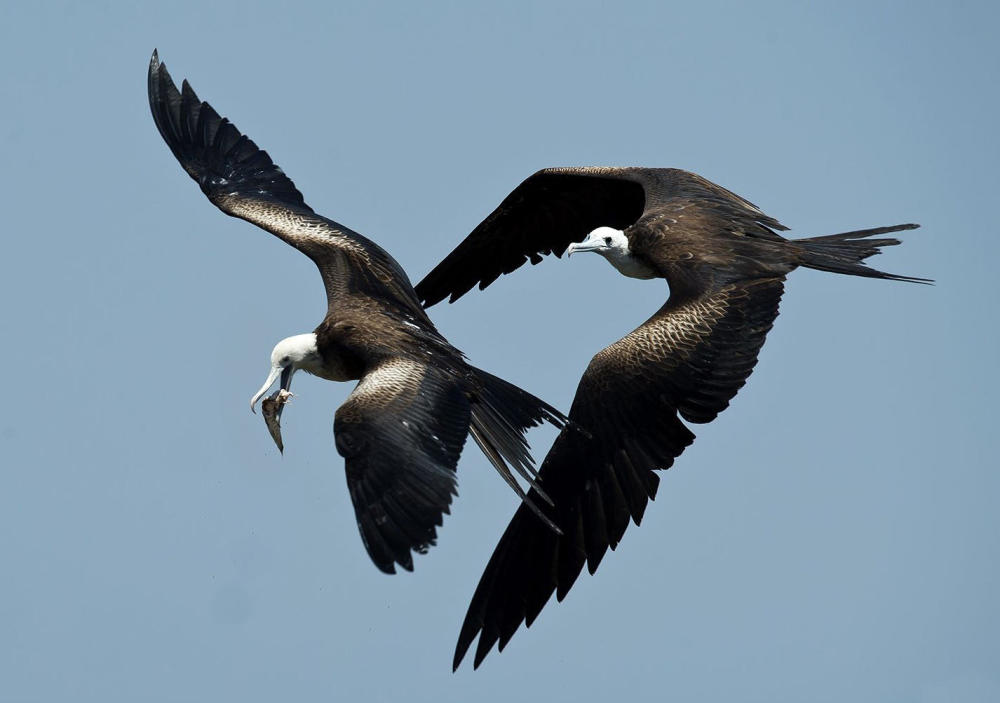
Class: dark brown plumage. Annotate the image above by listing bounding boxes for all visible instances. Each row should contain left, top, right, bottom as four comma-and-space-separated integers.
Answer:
415, 166, 927, 669
148, 52, 566, 575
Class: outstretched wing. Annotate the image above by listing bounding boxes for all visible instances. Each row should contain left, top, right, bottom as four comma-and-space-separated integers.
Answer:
415, 167, 788, 306
147, 51, 427, 320
335, 358, 471, 574
453, 277, 786, 669
416, 168, 648, 305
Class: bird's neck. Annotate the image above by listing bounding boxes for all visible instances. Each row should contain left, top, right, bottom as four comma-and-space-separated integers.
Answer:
602, 248, 658, 280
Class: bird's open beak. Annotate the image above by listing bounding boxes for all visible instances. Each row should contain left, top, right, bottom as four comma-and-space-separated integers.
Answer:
250, 364, 294, 414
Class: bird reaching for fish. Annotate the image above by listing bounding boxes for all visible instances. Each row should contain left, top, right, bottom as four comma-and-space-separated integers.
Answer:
148, 51, 566, 575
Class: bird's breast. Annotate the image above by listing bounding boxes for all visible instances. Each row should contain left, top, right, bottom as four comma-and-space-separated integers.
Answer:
315, 339, 366, 382
312, 355, 358, 382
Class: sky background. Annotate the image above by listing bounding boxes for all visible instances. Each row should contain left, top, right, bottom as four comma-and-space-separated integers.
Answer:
1, 1, 997, 701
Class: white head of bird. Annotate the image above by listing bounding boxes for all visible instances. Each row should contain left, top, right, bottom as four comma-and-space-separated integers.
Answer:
566, 227, 657, 280
249, 333, 322, 412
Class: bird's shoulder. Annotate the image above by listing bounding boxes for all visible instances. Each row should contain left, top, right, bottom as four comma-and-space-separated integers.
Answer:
317, 301, 460, 371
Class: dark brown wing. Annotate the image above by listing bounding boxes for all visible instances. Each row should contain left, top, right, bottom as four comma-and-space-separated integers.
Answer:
416, 168, 648, 305
415, 167, 791, 306
148, 51, 430, 323
335, 358, 471, 574
453, 277, 786, 669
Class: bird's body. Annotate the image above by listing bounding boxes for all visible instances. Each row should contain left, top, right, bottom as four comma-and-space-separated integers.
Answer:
416, 166, 926, 669
148, 52, 565, 576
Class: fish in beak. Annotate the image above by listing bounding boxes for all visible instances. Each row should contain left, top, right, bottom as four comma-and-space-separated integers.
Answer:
261, 388, 294, 453
250, 364, 295, 414
251, 363, 296, 452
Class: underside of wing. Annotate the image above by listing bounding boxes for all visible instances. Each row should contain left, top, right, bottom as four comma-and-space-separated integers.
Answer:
148, 51, 435, 322
454, 277, 786, 669
148, 51, 312, 218
335, 358, 471, 574
416, 168, 647, 306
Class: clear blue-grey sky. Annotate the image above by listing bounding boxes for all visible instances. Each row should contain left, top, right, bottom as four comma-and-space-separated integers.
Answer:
1, 1, 996, 701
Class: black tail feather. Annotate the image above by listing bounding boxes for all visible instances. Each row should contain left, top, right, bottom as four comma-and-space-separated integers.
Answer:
468, 369, 567, 534
795, 223, 932, 283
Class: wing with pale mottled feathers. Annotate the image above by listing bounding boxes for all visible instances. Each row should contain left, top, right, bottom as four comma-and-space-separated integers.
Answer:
148, 51, 429, 321
335, 358, 471, 574
454, 277, 786, 669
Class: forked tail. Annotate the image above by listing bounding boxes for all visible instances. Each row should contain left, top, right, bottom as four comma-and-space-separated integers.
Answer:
467, 368, 568, 534
795, 223, 931, 283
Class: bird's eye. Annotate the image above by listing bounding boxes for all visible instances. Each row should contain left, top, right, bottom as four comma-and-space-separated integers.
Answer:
281, 356, 290, 365
604, 237, 612, 245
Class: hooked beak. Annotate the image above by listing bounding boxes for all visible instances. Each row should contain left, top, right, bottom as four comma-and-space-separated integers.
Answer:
250, 364, 295, 414
566, 239, 603, 257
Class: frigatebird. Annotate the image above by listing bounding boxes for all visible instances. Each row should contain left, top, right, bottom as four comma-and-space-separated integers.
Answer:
416, 166, 927, 669
148, 52, 566, 575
